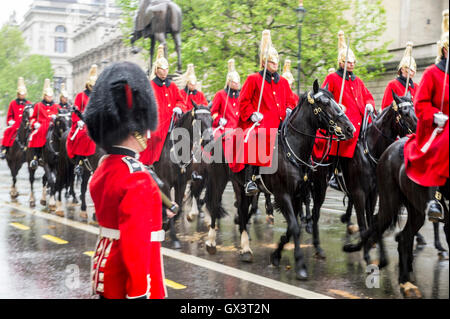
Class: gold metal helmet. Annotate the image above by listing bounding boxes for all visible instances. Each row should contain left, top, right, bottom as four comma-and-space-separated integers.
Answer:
225, 58, 240, 88
436, 9, 449, 63
16, 77, 27, 96
398, 41, 417, 73
60, 83, 69, 99
260, 30, 279, 69
42, 78, 54, 98
86, 64, 98, 89
337, 30, 356, 65
185, 63, 197, 86
328, 67, 336, 74
150, 44, 169, 80
282, 59, 295, 87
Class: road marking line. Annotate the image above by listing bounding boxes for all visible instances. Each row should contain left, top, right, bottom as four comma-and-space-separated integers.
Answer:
328, 289, 361, 299
83, 251, 94, 257
42, 234, 68, 244
10, 222, 30, 230
1, 201, 333, 299
164, 279, 186, 290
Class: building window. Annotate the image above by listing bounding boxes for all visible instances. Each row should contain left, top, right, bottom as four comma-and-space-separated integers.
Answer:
55, 37, 66, 53
55, 25, 66, 33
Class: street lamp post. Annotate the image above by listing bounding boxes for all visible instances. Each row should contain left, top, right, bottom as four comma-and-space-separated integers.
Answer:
295, 0, 306, 96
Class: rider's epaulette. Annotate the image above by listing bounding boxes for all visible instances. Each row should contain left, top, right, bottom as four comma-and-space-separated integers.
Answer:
121, 156, 144, 174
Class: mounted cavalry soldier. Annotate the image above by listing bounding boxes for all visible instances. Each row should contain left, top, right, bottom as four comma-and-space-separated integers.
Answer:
211, 58, 241, 130
178, 63, 208, 111
282, 59, 299, 107
381, 41, 418, 109
239, 30, 296, 195
140, 44, 185, 166
67, 65, 98, 176
1, 77, 31, 159
85, 61, 166, 299
404, 9, 449, 222
58, 83, 71, 111
28, 79, 60, 169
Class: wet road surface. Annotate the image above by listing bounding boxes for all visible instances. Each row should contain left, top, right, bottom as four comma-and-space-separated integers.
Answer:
0, 159, 448, 299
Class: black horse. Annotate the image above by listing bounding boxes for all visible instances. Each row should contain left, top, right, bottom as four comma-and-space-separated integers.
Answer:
153, 102, 213, 248
310, 91, 417, 264
5, 104, 33, 202
204, 80, 355, 280
343, 137, 449, 298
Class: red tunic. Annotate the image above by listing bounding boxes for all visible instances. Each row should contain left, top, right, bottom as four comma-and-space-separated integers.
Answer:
404, 62, 449, 187
27, 101, 59, 148
2, 99, 31, 147
381, 77, 418, 110
90, 153, 166, 299
313, 70, 375, 158
66, 90, 96, 158
210, 88, 240, 129
179, 88, 208, 112
139, 78, 185, 166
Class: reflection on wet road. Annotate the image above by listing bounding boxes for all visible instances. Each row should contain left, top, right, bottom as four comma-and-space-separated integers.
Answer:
0, 160, 447, 299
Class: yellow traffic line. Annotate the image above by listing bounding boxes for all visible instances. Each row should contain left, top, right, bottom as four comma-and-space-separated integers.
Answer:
328, 289, 361, 299
83, 251, 94, 257
10, 222, 30, 231
42, 234, 68, 244
164, 279, 186, 290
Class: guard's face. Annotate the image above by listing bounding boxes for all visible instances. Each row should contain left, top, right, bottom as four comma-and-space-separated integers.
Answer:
340, 61, 355, 72
401, 67, 415, 79
17, 93, 26, 100
229, 80, 240, 91
187, 82, 196, 92
267, 61, 278, 73
156, 67, 168, 80
60, 96, 68, 104
44, 95, 53, 103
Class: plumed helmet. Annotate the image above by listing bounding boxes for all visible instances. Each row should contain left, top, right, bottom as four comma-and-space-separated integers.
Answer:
17, 77, 27, 95
84, 61, 158, 150
398, 41, 416, 73
60, 83, 69, 99
282, 59, 295, 87
337, 30, 356, 65
260, 30, 279, 68
185, 63, 197, 86
436, 9, 449, 63
86, 64, 98, 89
225, 58, 240, 88
150, 44, 169, 80
42, 78, 54, 98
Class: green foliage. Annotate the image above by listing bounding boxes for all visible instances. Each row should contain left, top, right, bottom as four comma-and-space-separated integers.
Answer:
116, 0, 390, 99
0, 24, 53, 111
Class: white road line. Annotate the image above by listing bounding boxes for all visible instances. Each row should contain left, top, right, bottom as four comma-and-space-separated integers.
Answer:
1, 201, 333, 299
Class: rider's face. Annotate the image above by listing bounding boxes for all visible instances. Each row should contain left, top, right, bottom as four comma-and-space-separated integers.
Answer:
267, 61, 278, 73
156, 67, 168, 80
187, 82, 197, 92
44, 95, 53, 103
229, 81, 240, 91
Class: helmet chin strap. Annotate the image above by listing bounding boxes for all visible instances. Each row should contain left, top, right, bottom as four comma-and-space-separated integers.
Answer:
133, 131, 147, 150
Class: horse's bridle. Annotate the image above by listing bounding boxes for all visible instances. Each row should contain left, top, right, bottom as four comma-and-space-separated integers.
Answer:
392, 99, 415, 135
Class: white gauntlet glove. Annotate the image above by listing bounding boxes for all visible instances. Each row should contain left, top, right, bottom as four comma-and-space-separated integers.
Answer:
433, 112, 448, 128
286, 108, 293, 117
77, 120, 85, 128
34, 122, 41, 129
218, 118, 228, 127
8, 120, 15, 126
365, 104, 374, 113
173, 107, 183, 116
250, 112, 263, 123
51, 114, 57, 120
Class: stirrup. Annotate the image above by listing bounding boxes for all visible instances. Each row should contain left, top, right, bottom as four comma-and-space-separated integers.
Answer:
245, 181, 258, 196
425, 200, 443, 222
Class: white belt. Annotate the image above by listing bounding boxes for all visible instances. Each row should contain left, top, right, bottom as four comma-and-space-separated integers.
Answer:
98, 227, 165, 242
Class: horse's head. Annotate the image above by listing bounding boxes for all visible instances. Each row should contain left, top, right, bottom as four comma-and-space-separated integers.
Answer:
303, 79, 355, 140
21, 104, 34, 130
55, 110, 72, 136
190, 100, 213, 146
391, 90, 417, 136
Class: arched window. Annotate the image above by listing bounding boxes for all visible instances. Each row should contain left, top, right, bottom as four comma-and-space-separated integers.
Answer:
55, 37, 66, 53
55, 25, 66, 33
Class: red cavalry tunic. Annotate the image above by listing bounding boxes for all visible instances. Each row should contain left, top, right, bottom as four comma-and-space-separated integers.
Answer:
404, 61, 449, 187
90, 152, 166, 299
179, 88, 208, 112
381, 76, 418, 110
2, 99, 31, 147
210, 88, 240, 129
66, 90, 96, 159
28, 101, 59, 148
313, 70, 375, 158
139, 77, 185, 166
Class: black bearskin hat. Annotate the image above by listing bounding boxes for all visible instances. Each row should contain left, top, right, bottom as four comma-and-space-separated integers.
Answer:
84, 61, 158, 150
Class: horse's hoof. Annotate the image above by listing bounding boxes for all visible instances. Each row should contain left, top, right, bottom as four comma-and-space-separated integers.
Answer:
416, 237, 427, 247
206, 244, 217, 255
67, 202, 78, 208
80, 211, 88, 219
29, 201, 35, 208
186, 213, 195, 222
347, 223, 359, 234
199, 211, 205, 219
55, 210, 65, 217
88, 220, 99, 227
48, 205, 56, 212
270, 252, 280, 267
400, 282, 422, 299
172, 240, 181, 250
10, 191, 19, 199
240, 251, 253, 263
295, 267, 308, 281
340, 213, 349, 224
266, 215, 274, 225
438, 251, 449, 261
305, 222, 313, 235
40, 199, 47, 206
314, 249, 326, 259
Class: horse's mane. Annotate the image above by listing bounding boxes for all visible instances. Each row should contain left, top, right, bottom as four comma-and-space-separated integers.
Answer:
176, 105, 210, 128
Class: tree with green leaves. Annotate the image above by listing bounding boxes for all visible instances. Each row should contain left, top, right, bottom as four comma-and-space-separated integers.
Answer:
0, 24, 53, 111
116, 0, 390, 99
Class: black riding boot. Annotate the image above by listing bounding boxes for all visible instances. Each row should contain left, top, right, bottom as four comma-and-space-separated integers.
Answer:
74, 156, 84, 177
30, 148, 41, 170
426, 189, 443, 222
244, 165, 258, 196
0, 146, 8, 160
